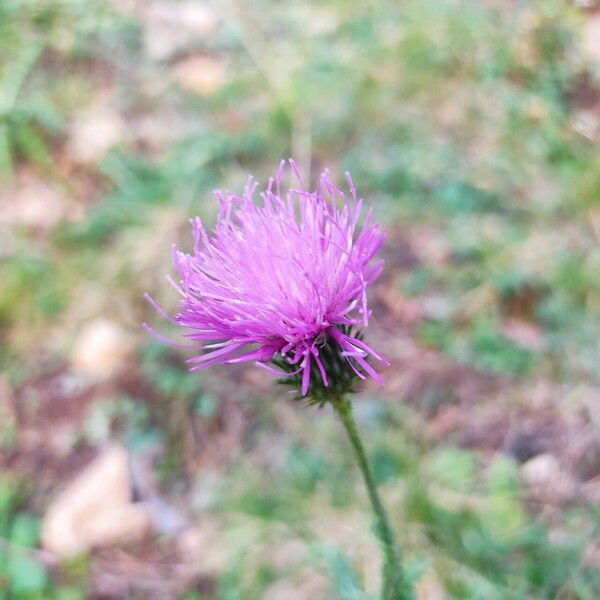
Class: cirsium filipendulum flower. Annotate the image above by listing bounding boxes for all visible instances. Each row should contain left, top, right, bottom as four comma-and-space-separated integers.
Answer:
145, 161, 413, 598
145, 159, 389, 400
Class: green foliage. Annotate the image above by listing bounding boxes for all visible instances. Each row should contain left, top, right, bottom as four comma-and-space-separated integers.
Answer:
213, 401, 599, 598
468, 319, 537, 376
83, 394, 155, 449
63, 152, 175, 245
418, 315, 538, 377
0, 42, 52, 176
401, 268, 432, 297
417, 320, 454, 352
287, 444, 328, 495
0, 0, 124, 177
9, 514, 40, 549
405, 457, 584, 598
321, 549, 371, 600
2, 554, 48, 597
425, 447, 477, 493
0, 477, 49, 598
194, 394, 218, 419
140, 340, 200, 400
0, 253, 64, 326
432, 181, 500, 216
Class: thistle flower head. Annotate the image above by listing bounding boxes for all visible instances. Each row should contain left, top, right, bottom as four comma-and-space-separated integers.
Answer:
146, 160, 388, 399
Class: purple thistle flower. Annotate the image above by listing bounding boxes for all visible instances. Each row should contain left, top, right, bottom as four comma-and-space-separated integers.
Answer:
145, 159, 389, 397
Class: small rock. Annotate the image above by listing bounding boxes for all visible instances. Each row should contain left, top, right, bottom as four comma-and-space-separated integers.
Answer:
520, 453, 560, 487
175, 1, 218, 33
172, 55, 226, 97
68, 106, 124, 165
129, 110, 187, 152
41, 446, 151, 557
71, 319, 132, 380
520, 453, 576, 503
521, 454, 560, 486
0, 172, 68, 230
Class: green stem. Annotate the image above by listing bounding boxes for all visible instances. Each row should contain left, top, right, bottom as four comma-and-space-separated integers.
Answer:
332, 395, 414, 600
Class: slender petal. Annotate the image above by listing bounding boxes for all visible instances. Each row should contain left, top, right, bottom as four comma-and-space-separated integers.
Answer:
146, 160, 388, 394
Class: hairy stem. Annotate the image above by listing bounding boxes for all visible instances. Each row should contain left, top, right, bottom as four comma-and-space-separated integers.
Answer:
331, 395, 414, 600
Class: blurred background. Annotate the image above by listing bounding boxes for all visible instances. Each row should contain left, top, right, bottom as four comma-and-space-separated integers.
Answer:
1, 0, 600, 598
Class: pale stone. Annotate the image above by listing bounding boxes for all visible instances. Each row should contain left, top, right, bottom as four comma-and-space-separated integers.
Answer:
0, 174, 68, 230
520, 453, 576, 503
68, 108, 124, 165
41, 446, 151, 557
71, 319, 131, 380
520, 453, 559, 487
172, 55, 226, 97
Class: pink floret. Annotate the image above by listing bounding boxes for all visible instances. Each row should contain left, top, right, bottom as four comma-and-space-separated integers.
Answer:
146, 159, 389, 396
